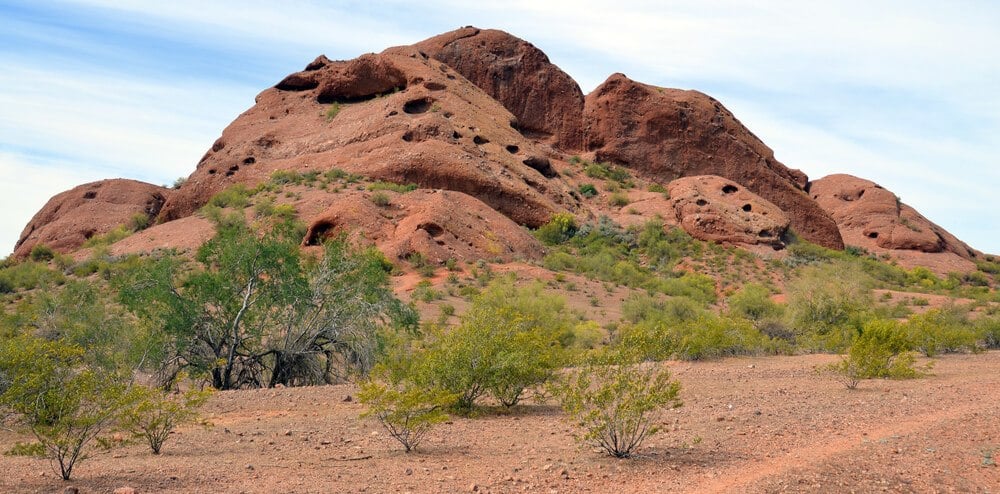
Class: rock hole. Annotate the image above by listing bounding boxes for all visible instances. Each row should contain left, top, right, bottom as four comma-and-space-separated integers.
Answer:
418, 223, 445, 237
722, 184, 738, 194
225, 165, 239, 177
403, 97, 433, 114
275, 75, 319, 91
473, 135, 489, 145
867, 231, 879, 239
522, 156, 557, 178
742, 204, 752, 212
208, 169, 217, 175
305, 221, 336, 246
211, 139, 226, 152
423, 81, 447, 91
505, 145, 520, 154
83, 229, 96, 240
402, 131, 414, 142
411, 77, 425, 85
452, 131, 462, 139
442, 112, 453, 118
446, 74, 456, 80
696, 199, 708, 206
758, 230, 771, 237
83, 191, 97, 200
243, 157, 256, 165
388, 110, 398, 116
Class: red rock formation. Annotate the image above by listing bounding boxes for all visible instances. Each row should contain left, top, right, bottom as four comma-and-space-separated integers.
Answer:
405, 27, 585, 150
158, 49, 577, 229
303, 189, 542, 263
809, 174, 978, 261
14, 179, 168, 258
667, 175, 789, 247
583, 73, 842, 250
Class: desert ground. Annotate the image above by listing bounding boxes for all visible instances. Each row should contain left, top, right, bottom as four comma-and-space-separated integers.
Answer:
2, 352, 998, 494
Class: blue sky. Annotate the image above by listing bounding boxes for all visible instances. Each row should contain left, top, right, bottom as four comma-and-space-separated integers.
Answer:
2, 0, 998, 256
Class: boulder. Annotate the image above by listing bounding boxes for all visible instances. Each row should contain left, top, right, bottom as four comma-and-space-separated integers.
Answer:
404, 27, 585, 149
302, 189, 543, 263
809, 174, 978, 260
583, 73, 843, 250
14, 179, 168, 257
667, 175, 789, 247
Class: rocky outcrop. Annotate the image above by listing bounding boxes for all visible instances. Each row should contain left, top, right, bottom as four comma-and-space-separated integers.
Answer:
809, 174, 978, 260
14, 179, 168, 258
157, 49, 578, 228
583, 73, 843, 250
667, 175, 789, 247
303, 189, 542, 263
405, 27, 585, 150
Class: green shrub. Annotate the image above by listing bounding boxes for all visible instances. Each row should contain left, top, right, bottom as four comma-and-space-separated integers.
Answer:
977, 316, 1000, 349
826, 319, 924, 389
370, 192, 391, 207
359, 375, 455, 452
325, 102, 341, 121
120, 386, 211, 454
0, 261, 65, 291
414, 283, 572, 411
0, 336, 135, 480
554, 350, 681, 458
412, 280, 443, 302
578, 183, 598, 198
727, 283, 783, 323
583, 161, 631, 184
206, 184, 252, 209
608, 192, 630, 207
647, 183, 667, 193
670, 316, 788, 361
367, 181, 418, 193
82, 225, 132, 248
29, 244, 56, 262
129, 213, 151, 232
786, 262, 874, 352
535, 213, 578, 245
906, 308, 979, 357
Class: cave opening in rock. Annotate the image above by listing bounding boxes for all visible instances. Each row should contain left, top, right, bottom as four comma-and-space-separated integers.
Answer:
742, 204, 752, 212
305, 221, 336, 246
722, 184, 738, 194
402, 97, 434, 114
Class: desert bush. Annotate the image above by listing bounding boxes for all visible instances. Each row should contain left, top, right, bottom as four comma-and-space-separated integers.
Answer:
535, 213, 578, 245
0, 336, 134, 480
554, 350, 681, 458
786, 262, 874, 352
826, 319, 923, 389
621, 293, 705, 325
367, 181, 418, 193
727, 283, 784, 323
976, 316, 1000, 349
369, 192, 391, 207
29, 244, 56, 262
578, 183, 598, 198
359, 375, 455, 452
325, 102, 341, 121
906, 308, 979, 357
129, 213, 151, 232
670, 316, 789, 361
205, 184, 252, 210
414, 282, 573, 411
608, 192, 630, 207
119, 385, 211, 454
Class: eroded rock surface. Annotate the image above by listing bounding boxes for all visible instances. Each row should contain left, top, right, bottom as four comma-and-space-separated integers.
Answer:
14, 179, 168, 258
667, 175, 789, 247
810, 174, 978, 260
583, 73, 842, 250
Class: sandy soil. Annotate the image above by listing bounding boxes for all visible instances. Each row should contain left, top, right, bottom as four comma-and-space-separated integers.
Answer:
2, 352, 998, 494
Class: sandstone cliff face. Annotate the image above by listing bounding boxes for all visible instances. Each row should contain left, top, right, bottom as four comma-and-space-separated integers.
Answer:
406, 27, 585, 150
667, 176, 789, 248
810, 174, 978, 263
582, 73, 843, 250
157, 49, 578, 230
14, 179, 168, 258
